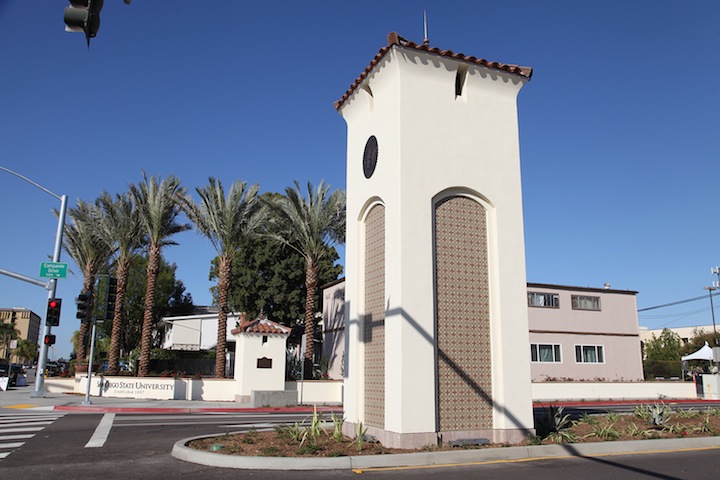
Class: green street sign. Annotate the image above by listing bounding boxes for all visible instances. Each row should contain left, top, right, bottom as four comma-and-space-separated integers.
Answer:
40, 262, 68, 279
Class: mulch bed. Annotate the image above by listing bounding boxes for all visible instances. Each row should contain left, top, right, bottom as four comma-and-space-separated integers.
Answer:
188, 406, 720, 457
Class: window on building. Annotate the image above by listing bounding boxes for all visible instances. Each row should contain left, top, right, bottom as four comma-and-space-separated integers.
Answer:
528, 292, 560, 308
575, 345, 604, 363
571, 295, 601, 311
530, 344, 562, 363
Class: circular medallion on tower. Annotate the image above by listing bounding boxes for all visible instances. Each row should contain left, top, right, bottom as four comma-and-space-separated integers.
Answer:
363, 135, 378, 179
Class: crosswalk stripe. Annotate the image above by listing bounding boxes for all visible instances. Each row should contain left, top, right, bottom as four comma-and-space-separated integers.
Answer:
0, 427, 44, 433
0, 413, 63, 462
85, 413, 114, 448
0, 442, 24, 449
0, 417, 63, 423
0, 434, 33, 441
0, 421, 53, 427
0, 414, 63, 419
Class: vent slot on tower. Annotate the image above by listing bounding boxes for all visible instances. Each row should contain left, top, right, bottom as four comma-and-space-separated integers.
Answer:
361, 82, 374, 113
455, 64, 468, 98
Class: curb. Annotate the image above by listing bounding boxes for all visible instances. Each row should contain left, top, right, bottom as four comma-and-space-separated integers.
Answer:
171, 434, 720, 471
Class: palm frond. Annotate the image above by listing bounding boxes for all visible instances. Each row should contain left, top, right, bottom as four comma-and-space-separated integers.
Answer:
181, 177, 262, 257
129, 171, 191, 249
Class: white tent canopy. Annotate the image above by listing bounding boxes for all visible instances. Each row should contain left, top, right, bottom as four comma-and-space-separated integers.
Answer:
682, 342, 714, 361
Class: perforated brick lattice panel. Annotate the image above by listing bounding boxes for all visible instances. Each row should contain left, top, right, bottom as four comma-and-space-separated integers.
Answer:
434, 196, 493, 431
364, 204, 386, 428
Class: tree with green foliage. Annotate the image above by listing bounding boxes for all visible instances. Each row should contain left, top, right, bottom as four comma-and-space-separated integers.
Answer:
180, 178, 261, 378
264, 181, 345, 377
12, 339, 39, 365
209, 235, 342, 326
130, 172, 190, 377
643, 328, 683, 379
99, 254, 193, 368
0, 322, 19, 362
681, 327, 719, 356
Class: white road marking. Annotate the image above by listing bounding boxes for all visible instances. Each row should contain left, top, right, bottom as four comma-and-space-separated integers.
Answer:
0, 417, 59, 424
0, 413, 64, 461
0, 434, 33, 441
85, 413, 115, 448
0, 442, 24, 449
0, 420, 53, 427
0, 427, 44, 433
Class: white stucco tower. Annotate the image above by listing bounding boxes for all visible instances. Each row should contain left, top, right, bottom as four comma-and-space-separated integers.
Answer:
336, 33, 535, 448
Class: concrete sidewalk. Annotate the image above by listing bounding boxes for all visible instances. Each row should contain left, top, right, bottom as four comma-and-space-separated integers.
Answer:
4, 381, 720, 414
0, 383, 338, 414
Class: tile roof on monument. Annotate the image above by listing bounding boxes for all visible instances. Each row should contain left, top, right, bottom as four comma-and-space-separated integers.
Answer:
230, 313, 291, 335
334, 32, 533, 111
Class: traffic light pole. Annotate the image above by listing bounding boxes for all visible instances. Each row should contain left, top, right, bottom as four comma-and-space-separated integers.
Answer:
0, 166, 67, 399
32, 194, 68, 397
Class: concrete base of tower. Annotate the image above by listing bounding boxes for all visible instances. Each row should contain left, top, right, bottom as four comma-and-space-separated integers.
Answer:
343, 422, 536, 450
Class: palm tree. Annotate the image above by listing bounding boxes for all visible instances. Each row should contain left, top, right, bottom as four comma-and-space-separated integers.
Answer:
62, 199, 113, 361
130, 172, 190, 377
180, 178, 261, 378
264, 181, 345, 378
98, 191, 145, 376
13, 339, 39, 365
0, 322, 19, 362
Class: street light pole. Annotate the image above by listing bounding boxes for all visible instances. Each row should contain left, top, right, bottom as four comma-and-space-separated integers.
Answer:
0, 166, 68, 398
704, 286, 719, 347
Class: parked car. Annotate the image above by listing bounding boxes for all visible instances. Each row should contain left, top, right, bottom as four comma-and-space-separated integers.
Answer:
0, 363, 23, 387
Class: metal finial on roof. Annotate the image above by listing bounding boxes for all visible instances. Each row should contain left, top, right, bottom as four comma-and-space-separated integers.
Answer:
423, 10, 429, 45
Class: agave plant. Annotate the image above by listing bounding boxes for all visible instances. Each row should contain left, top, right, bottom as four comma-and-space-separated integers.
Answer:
535, 405, 572, 438
648, 403, 672, 427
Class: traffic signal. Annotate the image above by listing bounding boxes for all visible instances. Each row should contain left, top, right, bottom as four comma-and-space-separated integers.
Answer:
46, 298, 62, 327
63, 0, 104, 46
44, 334, 57, 346
76, 291, 91, 322
106, 277, 117, 320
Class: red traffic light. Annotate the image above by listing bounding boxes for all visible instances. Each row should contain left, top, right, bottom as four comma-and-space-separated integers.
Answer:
46, 298, 62, 327
44, 334, 56, 346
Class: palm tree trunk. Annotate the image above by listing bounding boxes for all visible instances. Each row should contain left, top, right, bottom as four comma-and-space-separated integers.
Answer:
215, 256, 231, 378
107, 257, 130, 376
138, 245, 160, 377
303, 259, 319, 379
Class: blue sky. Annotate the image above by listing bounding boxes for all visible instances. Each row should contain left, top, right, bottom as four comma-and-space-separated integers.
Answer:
1, 1, 719, 359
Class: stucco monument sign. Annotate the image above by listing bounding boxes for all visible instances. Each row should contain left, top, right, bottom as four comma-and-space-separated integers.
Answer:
337, 32, 535, 448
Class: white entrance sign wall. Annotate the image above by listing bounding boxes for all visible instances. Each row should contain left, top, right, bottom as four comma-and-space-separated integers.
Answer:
75, 375, 176, 399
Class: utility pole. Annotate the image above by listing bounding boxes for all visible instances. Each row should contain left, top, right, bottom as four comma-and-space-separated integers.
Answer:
704, 286, 718, 346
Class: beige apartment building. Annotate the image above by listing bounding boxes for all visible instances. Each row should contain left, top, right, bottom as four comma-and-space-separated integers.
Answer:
323, 280, 644, 382
0, 307, 42, 362
527, 283, 643, 382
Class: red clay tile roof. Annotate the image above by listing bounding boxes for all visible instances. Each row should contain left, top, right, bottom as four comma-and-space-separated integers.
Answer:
231, 314, 291, 336
334, 32, 533, 111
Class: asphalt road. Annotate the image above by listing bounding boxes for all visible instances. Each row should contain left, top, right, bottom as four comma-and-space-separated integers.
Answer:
2, 411, 719, 479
